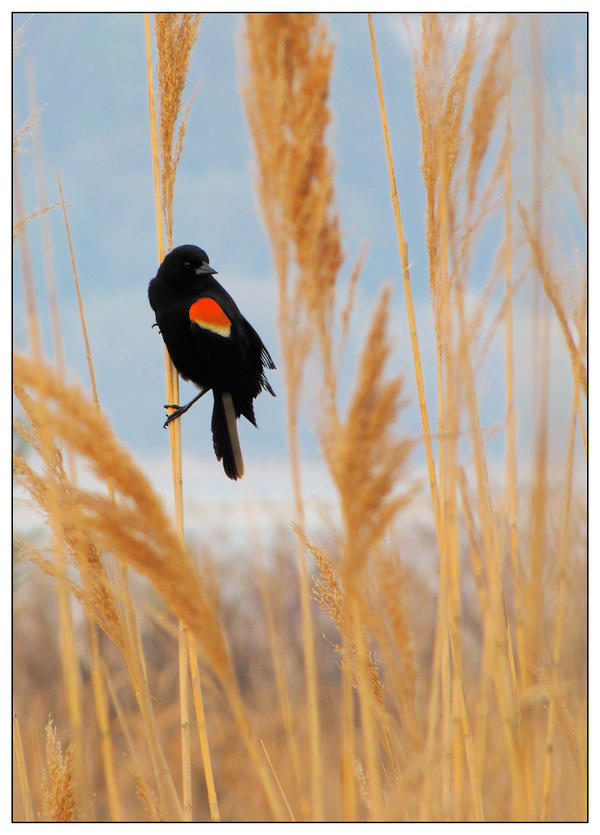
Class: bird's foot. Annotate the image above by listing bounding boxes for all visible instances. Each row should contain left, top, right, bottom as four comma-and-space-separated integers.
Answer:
163, 404, 185, 428
161, 388, 209, 428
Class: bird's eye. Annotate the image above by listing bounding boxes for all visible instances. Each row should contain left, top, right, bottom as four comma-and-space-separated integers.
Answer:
183, 261, 191, 267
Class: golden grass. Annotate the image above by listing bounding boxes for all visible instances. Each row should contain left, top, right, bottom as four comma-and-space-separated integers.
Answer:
13, 355, 240, 691
369, 14, 442, 546
153, 12, 202, 248
41, 718, 76, 822
242, 12, 343, 818
57, 170, 99, 406
13, 351, 286, 820
147, 12, 220, 822
13, 11, 586, 823
13, 154, 42, 361
13, 713, 34, 821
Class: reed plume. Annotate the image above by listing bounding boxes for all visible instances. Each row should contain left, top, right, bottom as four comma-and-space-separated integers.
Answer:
14, 349, 285, 820
321, 287, 410, 581
14, 351, 235, 684
154, 12, 202, 247
149, 14, 222, 822
242, 13, 343, 818
243, 12, 343, 403
41, 718, 76, 822
244, 14, 419, 819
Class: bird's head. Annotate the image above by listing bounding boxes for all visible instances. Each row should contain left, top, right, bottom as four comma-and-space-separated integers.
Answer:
158, 244, 218, 280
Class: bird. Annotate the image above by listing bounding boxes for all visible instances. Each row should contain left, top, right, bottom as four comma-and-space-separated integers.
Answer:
148, 244, 275, 480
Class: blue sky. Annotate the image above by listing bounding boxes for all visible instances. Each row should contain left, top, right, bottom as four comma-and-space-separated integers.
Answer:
12, 11, 587, 534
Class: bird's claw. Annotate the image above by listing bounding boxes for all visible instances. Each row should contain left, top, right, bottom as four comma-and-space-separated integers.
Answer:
163, 404, 183, 428
160, 389, 207, 428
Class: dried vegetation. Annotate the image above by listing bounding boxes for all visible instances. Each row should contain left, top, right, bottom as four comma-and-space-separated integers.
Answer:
13, 12, 586, 822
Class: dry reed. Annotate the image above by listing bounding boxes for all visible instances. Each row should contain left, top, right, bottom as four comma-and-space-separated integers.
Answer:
13, 713, 34, 822
41, 718, 76, 822
147, 13, 220, 823
13, 10, 586, 824
14, 352, 237, 684
368, 13, 442, 544
153, 12, 202, 247
321, 286, 410, 580
242, 13, 343, 819
243, 13, 422, 819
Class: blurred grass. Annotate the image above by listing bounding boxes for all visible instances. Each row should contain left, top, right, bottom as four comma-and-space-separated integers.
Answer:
13, 12, 586, 822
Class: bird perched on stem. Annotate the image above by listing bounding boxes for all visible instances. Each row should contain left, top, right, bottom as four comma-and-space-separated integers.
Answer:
148, 244, 275, 480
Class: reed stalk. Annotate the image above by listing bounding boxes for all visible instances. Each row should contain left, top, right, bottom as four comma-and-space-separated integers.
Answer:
242, 13, 337, 818
13, 154, 42, 361
145, 13, 202, 820
188, 643, 220, 821
368, 14, 441, 538
539, 367, 579, 819
14, 348, 284, 819
502, 42, 524, 690
16, 156, 87, 816
260, 739, 296, 821
13, 713, 34, 821
87, 621, 123, 821
27, 60, 64, 376
340, 657, 357, 821
253, 536, 306, 819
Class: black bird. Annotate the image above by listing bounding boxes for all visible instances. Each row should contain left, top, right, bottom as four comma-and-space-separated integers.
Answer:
148, 244, 275, 480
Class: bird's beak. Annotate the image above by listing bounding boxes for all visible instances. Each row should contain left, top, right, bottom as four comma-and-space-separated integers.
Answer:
196, 261, 218, 275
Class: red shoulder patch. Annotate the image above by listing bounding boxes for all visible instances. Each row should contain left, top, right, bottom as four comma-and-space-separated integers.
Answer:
189, 297, 231, 337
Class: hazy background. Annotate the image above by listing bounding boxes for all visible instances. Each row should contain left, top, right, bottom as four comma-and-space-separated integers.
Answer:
13, 11, 587, 538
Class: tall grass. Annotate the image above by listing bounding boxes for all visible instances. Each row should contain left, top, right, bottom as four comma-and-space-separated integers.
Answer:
146, 13, 203, 822
13, 12, 586, 822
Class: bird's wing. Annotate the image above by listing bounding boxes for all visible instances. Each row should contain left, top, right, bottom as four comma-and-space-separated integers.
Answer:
188, 296, 232, 338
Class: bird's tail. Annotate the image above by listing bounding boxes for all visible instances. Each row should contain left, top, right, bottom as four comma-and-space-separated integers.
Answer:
211, 392, 244, 480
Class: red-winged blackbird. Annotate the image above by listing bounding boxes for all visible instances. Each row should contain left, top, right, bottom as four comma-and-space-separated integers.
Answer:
148, 244, 275, 480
